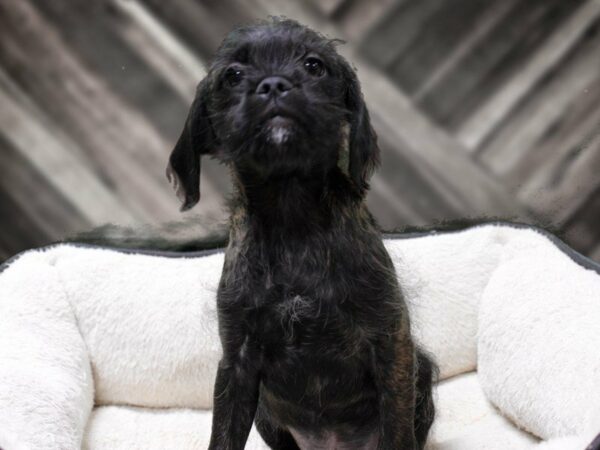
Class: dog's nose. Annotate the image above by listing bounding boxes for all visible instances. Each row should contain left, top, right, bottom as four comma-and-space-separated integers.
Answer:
255, 76, 293, 98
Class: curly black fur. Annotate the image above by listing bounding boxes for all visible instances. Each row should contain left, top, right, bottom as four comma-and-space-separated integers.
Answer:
167, 18, 435, 450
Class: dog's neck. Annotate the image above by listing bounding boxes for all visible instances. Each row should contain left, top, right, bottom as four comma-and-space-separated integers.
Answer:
231, 167, 362, 235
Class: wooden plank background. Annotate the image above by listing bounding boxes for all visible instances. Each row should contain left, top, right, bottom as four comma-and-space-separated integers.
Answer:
0, 0, 598, 262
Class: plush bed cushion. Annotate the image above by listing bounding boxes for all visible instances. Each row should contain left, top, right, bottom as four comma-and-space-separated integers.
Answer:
1, 223, 600, 450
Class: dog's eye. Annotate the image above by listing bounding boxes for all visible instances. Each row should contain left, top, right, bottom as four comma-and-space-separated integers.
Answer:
224, 67, 244, 87
303, 57, 325, 77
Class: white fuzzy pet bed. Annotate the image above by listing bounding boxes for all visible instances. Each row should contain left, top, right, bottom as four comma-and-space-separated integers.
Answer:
1, 223, 600, 450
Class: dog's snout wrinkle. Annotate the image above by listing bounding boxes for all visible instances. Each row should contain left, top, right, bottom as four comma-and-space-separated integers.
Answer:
256, 76, 293, 98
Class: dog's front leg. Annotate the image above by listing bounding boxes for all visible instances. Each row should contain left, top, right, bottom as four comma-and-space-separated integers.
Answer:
208, 336, 261, 450
371, 328, 417, 450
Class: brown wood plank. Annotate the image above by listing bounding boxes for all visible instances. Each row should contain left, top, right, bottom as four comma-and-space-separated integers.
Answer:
458, 0, 600, 151
478, 18, 600, 181
417, 0, 584, 131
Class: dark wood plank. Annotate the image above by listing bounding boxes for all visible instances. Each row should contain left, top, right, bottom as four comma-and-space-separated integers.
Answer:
518, 121, 600, 224
304, 0, 349, 18
562, 184, 600, 257
359, 0, 444, 69
0, 68, 140, 226
0, 0, 223, 224
0, 189, 50, 260
478, 16, 600, 181
141, 0, 253, 60
417, 0, 585, 130
591, 242, 600, 263
0, 132, 90, 243
27, 0, 233, 198
388, 0, 494, 96
334, 0, 399, 42
29, 0, 188, 141
458, 0, 600, 150
412, 0, 516, 103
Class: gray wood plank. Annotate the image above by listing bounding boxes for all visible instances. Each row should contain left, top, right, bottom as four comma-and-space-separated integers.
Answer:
29, 0, 233, 198
0, 189, 50, 259
304, 0, 349, 18
478, 20, 600, 181
458, 0, 600, 151
563, 184, 600, 257
591, 242, 600, 263
513, 77, 600, 190
412, 0, 516, 103
112, 0, 205, 100
140, 0, 252, 60
0, 71, 139, 225
359, 0, 444, 69
517, 119, 600, 224
0, 0, 223, 225
335, 0, 400, 42
388, 0, 493, 96
418, 0, 582, 130
0, 132, 90, 241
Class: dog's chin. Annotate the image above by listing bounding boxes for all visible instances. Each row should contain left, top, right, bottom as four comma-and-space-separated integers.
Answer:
263, 115, 296, 147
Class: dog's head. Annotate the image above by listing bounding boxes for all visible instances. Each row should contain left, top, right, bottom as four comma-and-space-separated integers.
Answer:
167, 19, 379, 210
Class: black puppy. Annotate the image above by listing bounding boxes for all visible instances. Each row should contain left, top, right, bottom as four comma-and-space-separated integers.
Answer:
167, 18, 435, 450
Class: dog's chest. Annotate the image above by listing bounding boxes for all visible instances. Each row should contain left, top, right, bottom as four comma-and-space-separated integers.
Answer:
253, 290, 368, 358
221, 237, 388, 359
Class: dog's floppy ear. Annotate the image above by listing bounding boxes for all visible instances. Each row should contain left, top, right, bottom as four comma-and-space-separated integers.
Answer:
341, 61, 380, 195
166, 79, 216, 211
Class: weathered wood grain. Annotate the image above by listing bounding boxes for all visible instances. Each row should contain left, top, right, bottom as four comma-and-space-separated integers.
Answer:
0, 70, 138, 226
305, 0, 349, 18
478, 18, 600, 180
419, 0, 582, 130
388, 0, 492, 96
457, 0, 600, 150
334, 0, 400, 42
563, 184, 600, 256
359, 0, 444, 70
0, 0, 598, 262
0, 0, 223, 223
412, 0, 516, 103
518, 121, 600, 225
0, 132, 90, 241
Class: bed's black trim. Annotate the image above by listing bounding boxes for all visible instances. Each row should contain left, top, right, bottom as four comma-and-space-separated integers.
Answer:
1, 221, 599, 276
383, 221, 600, 275
587, 432, 600, 450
